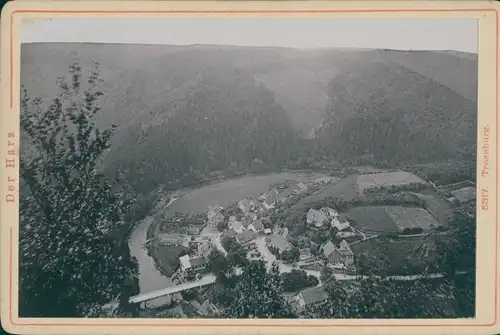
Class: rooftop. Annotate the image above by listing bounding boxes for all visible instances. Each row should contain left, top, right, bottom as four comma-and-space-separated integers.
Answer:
230, 221, 245, 231
188, 256, 208, 268
267, 235, 291, 253
222, 229, 237, 240
299, 286, 328, 305
236, 229, 257, 244
251, 220, 264, 230
321, 241, 336, 258
451, 186, 476, 203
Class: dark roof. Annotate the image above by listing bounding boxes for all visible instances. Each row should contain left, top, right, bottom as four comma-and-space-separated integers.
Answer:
222, 229, 237, 239
338, 214, 348, 223
299, 287, 328, 305
267, 235, 291, 253
264, 193, 276, 205
339, 248, 353, 256
239, 198, 253, 211
236, 230, 257, 244
321, 241, 336, 257
190, 256, 208, 267
252, 220, 264, 230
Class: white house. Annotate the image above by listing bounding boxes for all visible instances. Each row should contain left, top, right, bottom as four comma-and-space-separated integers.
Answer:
238, 198, 255, 214
306, 208, 328, 227
291, 182, 308, 195
179, 254, 208, 277
229, 221, 245, 234
331, 214, 351, 231
321, 207, 339, 219
248, 220, 265, 233
262, 193, 277, 211
207, 204, 224, 220
293, 287, 328, 311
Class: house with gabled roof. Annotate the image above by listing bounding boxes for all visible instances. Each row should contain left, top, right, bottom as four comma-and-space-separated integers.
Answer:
331, 214, 351, 231
229, 220, 245, 234
293, 286, 328, 311
267, 235, 292, 254
248, 219, 265, 233
207, 204, 224, 220
179, 254, 209, 280
221, 228, 237, 241
307, 208, 328, 227
236, 230, 257, 249
262, 193, 277, 210
321, 239, 354, 267
291, 182, 308, 195
238, 198, 255, 214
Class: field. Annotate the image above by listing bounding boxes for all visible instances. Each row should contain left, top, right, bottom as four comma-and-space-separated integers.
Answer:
346, 205, 440, 232
345, 206, 401, 233
351, 236, 440, 275
415, 189, 454, 224
438, 180, 475, 192
356, 171, 426, 194
290, 175, 360, 210
149, 244, 190, 277
385, 206, 442, 230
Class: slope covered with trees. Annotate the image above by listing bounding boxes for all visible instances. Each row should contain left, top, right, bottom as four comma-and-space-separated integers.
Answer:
315, 59, 476, 166
103, 66, 306, 192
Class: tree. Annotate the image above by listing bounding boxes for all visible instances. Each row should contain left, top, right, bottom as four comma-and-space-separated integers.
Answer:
320, 266, 334, 284
435, 203, 476, 276
217, 219, 228, 232
281, 247, 300, 263
224, 238, 249, 268
224, 261, 295, 318
281, 270, 319, 292
19, 61, 138, 317
209, 250, 230, 278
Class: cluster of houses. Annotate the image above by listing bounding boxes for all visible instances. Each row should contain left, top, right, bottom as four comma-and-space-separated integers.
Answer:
307, 207, 349, 230
320, 239, 355, 269
218, 182, 309, 250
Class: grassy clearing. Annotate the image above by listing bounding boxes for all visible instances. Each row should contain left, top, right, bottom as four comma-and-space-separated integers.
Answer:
351, 235, 441, 275
149, 243, 190, 277
346, 206, 401, 233
416, 189, 454, 224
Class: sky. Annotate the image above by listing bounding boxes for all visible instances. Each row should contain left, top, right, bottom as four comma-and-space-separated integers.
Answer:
21, 18, 478, 53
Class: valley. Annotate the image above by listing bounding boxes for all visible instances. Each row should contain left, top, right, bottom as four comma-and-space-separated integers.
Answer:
20, 42, 477, 319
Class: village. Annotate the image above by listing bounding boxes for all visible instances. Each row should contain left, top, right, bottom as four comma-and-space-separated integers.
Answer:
142, 170, 476, 316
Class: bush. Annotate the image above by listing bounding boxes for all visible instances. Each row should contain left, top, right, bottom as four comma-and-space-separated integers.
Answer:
402, 227, 424, 235
282, 247, 300, 263
281, 270, 319, 292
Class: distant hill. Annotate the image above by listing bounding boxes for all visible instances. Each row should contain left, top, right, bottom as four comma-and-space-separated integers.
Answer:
21, 43, 477, 194
315, 52, 477, 165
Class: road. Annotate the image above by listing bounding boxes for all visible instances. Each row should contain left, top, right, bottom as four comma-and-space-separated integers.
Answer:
254, 237, 322, 282
213, 234, 228, 256
253, 236, 465, 282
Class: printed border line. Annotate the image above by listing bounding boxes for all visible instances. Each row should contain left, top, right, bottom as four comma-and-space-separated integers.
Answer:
7, 7, 499, 328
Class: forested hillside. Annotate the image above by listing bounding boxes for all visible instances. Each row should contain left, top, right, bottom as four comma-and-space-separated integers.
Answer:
104, 66, 306, 192
21, 43, 478, 196
315, 58, 477, 166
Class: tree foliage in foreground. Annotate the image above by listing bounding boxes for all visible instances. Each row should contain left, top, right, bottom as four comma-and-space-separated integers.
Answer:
223, 261, 295, 318
19, 61, 138, 317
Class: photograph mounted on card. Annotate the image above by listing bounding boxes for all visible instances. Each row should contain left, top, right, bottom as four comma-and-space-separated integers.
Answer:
0, 1, 498, 335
